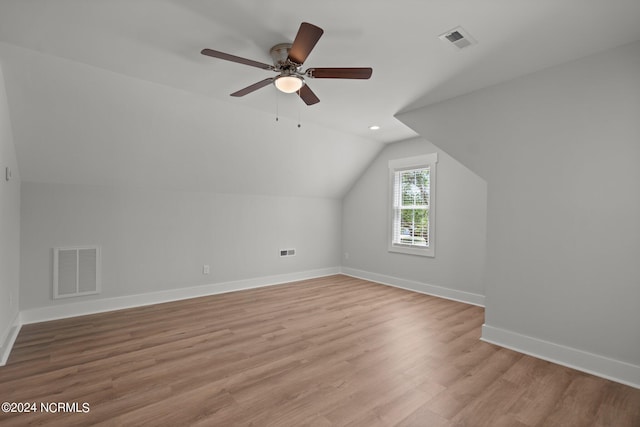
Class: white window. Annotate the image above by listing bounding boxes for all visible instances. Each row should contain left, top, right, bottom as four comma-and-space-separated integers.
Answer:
388, 153, 437, 257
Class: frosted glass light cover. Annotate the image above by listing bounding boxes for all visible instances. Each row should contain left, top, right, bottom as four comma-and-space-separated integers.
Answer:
274, 76, 303, 93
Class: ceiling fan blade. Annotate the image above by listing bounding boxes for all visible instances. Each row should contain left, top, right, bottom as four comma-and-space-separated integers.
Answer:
201, 49, 274, 70
230, 78, 274, 97
287, 22, 324, 65
298, 84, 320, 105
306, 68, 373, 79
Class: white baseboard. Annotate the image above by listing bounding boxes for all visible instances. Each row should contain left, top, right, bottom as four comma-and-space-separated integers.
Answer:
482, 324, 640, 389
340, 267, 485, 307
0, 312, 22, 366
20, 267, 341, 325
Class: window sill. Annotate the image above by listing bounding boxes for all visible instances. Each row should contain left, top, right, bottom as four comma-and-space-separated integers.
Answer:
388, 243, 435, 257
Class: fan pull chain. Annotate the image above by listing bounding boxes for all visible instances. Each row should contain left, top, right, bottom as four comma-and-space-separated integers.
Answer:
275, 88, 279, 122
297, 89, 301, 128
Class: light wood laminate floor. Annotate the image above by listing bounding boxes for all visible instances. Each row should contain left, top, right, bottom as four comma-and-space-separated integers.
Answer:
1, 275, 638, 426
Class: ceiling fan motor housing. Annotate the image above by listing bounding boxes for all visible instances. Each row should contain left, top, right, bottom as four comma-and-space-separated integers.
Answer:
270, 43, 298, 70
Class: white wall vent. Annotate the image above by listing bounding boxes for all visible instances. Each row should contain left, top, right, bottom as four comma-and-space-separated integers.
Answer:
279, 248, 296, 257
53, 246, 101, 299
439, 26, 477, 50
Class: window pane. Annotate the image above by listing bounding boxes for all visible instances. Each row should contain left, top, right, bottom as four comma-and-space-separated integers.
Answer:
400, 169, 429, 207
399, 208, 429, 246
395, 168, 430, 247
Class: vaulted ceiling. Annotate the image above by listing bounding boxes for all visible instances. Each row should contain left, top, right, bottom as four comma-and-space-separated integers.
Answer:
1, 1, 639, 197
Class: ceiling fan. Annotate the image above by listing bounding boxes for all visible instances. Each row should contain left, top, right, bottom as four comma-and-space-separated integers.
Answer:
201, 22, 372, 106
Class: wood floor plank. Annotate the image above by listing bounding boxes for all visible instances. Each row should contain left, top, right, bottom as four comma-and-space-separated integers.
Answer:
1, 275, 638, 426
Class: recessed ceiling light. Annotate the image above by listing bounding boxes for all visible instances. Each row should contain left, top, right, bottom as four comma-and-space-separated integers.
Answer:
369, 125, 380, 130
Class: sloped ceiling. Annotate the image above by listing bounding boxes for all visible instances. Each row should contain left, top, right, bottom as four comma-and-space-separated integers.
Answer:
1, 0, 640, 197
0, 44, 380, 197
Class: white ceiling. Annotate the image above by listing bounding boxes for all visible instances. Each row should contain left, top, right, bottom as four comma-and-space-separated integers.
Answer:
1, 0, 640, 197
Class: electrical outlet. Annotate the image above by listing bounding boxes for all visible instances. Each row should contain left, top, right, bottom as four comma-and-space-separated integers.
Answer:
344, 252, 350, 260
203, 265, 210, 275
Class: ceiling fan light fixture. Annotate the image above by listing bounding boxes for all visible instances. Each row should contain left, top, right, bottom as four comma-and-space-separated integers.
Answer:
274, 75, 304, 93
201, 22, 372, 105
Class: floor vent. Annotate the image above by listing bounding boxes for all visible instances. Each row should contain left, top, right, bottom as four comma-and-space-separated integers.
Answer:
439, 26, 477, 50
53, 246, 101, 299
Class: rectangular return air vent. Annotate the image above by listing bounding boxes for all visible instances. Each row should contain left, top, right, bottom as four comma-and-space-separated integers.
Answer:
53, 246, 101, 299
280, 248, 296, 257
439, 26, 477, 50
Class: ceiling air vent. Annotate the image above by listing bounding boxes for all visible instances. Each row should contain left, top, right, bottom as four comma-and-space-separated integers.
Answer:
439, 26, 477, 50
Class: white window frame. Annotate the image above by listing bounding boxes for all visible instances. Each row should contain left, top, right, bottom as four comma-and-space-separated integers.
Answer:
388, 153, 437, 257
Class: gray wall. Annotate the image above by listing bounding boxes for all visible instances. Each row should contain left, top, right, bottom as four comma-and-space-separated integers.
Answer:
342, 137, 487, 299
397, 41, 640, 367
20, 182, 342, 310
0, 64, 20, 349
